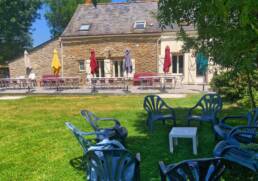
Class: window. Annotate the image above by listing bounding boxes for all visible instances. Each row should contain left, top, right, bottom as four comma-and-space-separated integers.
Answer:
172, 54, 184, 74
134, 21, 146, 29
112, 60, 124, 77
79, 24, 91, 31
79, 60, 85, 71
96, 60, 105, 77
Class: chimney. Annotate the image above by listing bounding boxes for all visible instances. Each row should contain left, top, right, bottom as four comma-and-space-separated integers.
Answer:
85, 0, 92, 4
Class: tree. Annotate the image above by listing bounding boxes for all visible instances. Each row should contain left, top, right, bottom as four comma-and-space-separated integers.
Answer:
44, 0, 111, 37
0, 0, 41, 64
158, 0, 258, 108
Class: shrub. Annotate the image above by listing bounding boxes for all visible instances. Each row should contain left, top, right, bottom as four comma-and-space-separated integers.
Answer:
210, 70, 258, 105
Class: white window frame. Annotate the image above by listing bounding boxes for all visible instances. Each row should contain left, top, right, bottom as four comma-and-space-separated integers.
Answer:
112, 60, 124, 78
78, 60, 85, 72
96, 60, 105, 77
79, 24, 91, 31
171, 53, 184, 75
134, 21, 146, 29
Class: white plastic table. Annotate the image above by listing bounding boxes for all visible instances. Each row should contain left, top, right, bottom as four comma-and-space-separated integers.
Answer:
169, 127, 198, 155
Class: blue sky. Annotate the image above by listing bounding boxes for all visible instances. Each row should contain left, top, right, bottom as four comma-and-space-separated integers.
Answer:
31, 0, 127, 47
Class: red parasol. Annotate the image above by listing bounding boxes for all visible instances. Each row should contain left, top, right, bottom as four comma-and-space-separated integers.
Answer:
163, 46, 171, 73
90, 49, 98, 75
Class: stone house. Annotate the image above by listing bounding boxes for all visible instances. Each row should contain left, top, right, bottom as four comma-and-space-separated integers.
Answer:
9, 38, 61, 78
9, 1, 215, 84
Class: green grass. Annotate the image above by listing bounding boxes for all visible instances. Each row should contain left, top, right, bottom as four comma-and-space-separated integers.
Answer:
0, 94, 256, 180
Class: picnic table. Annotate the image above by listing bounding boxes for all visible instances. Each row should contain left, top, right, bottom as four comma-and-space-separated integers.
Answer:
40, 76, 80, 90
89, 77, 129, 91
0, 78, 37, 91
139, 75, 183, 89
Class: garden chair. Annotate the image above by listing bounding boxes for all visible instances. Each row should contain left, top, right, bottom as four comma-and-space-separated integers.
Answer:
187, 94, 222, 126
65, 122, 103, 154
159, 158, 225, 181
80, 110, 128, 143
213, 126, 258, 172
65, 122, 126, 178
65, 122, 125, 154
143, 95, 176, 131
85, 148, 141, 181
214, 108, 258, 141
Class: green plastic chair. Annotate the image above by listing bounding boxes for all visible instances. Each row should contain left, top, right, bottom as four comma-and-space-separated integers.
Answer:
159, 158, 225, 181
213, 126, 258, 172
65, 122, 99, 154
85, 148, 141, 181
143, 95, 176, 131
187, 94, 222, 127
81, 110, 128, 143
214, 108, 258, 142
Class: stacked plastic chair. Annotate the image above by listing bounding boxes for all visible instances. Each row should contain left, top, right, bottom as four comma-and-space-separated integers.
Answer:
159, 158, 225, 181
80, 110, 128, 143
214, 125, 258, 172
214, 108, 258, 172
65, 121, 140, 181
85, 149, 140, 181
214, 108, 258, 141
213, 108, 258, 171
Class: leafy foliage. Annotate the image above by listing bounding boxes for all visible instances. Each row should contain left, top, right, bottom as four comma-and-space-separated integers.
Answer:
0, 0, 41, 64
44, 0, 111, 37
158, 0, 258, 107
210, 70, 258, 105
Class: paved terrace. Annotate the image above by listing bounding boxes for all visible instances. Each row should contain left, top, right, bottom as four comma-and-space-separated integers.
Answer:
0, 84, 212, 95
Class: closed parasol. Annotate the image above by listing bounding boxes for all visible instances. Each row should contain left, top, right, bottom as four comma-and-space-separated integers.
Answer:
51, 49, 61, 76
90, 49, 98, 76
123, 49, 132, 75
163, 46, 171, 73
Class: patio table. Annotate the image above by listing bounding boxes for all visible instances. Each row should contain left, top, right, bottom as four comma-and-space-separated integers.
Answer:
169, 127, 198, 155
89, 77, 127, 91
138, 75, 178, 89
40, 77, 80, 90
0, 78, 36, 91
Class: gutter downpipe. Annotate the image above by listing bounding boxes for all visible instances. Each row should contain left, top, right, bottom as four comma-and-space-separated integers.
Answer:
61, 38, 64, 78
156, 37, 161, 73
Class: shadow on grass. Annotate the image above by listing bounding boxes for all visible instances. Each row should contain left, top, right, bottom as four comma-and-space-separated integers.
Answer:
130, 105, 256, 180
68, 104, 254, 180
69, 156, 85, 171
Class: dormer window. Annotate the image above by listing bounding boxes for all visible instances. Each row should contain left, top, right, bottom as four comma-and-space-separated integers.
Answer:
134, 21, 146, 30
79, 24, 91, 31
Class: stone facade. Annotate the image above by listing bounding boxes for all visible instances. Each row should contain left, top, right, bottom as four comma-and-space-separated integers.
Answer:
8, 0, 215, 84
61, 35, 160, 79
9, 39, 61, 79
8, 33, 215, 84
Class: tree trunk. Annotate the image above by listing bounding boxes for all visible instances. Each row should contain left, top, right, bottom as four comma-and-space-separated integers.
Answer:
246, 71, 256, 109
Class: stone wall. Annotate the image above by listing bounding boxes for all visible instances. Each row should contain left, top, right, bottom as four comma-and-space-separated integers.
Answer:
9, 39, 61, 79
61, 35, 160, 79
8, 35, 159, 80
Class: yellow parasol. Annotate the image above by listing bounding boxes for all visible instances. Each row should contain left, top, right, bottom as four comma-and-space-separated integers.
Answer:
51, 49, 61, 76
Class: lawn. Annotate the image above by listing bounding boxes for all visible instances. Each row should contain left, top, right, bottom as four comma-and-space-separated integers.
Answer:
0, 94, 256, 180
